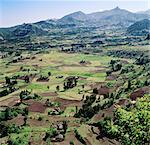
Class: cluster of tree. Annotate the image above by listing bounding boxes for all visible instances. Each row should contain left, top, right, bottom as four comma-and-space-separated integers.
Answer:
37, 75, 49, 82
19, 90, 41, 102
135, 54, 150, 65
119, 62, 150, 93
0, 107, 27, 121
45, 99, 61, 107
5, 76, 17, 86
0, 76, 18, 97
0, 123, 20, 138
107, 50, 144, 59
75, 94, 96, 118
75, 94, 114, 119
64, 76, 78, 90
96, 95, 150, 145
0, 87, 17, 97
106, 60, 122, 76
110, 60, 122, 72
127, 19, 150, 36
121, 64, 134, 74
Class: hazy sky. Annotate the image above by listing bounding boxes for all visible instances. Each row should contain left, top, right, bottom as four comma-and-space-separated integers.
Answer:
0, 0, 149, 27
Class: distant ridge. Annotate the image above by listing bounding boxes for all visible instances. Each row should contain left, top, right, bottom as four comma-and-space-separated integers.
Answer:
127, 19, 150, 36
58, 7, 149, 27
137, 9, 150, 16
0, 7, 150, 39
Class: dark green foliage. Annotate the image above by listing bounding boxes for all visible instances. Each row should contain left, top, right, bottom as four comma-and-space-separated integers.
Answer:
0, 76, 18, 97
48, 72, 51, 76
127, 19, 150, 36
38, 116, 43, 121
37, 75, 49, 81
0, 107, 25, 121
19, 90, 31, 102
97, 95, 150, 145
75, 95, 97, 118
107, 50, 144, 59
0, 89, 9, 97
19, 90, 41, 101
106, 70, 112, 76
44, 128, 57, 141
70, 140, 74, 145
5, 76, 11, 84
56, 85, 60, 92
24, 75, 30, 83
64, 76, 78, 90
97, 117, 119, 139
0, 123, 20, 137
121, 64, 134, 74
136, 54, 150, 65
110, 60, 122, 72
93, 88, 98, 94
74, 129, 87, 145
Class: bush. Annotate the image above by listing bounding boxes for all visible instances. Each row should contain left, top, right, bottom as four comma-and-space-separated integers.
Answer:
70, 140, 74, 145
38, 116, 43, 121
97, 95, 150, 145
74, 129, 87, 145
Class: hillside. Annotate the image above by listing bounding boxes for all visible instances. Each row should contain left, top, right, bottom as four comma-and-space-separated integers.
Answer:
127, 19, 150, 36
0, 23, 48, 40
0, 4, 150, 145
59, 7, 149, 27
137, 9, 150, 16
58, 11, 88, 24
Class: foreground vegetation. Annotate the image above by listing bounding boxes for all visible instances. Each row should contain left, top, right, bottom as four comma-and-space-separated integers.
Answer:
0, 11, 149, 144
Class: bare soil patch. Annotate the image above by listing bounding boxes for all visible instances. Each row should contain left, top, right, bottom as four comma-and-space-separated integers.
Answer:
130, 86, 150, 101
40, 92, 58, 97
97, 86, 113, 96
28, 118, 49, 127
28, 101, 46, 113
92, 105, 115, 122
8, 114, 24, 126
53, 97, 81, 109
0, 96, 18, 107
90, 69, 105, 73
89, 82, 105, 89
106, 74, 118, 81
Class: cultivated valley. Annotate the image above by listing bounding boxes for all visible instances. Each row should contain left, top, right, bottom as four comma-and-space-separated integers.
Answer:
0, 6, 150, 145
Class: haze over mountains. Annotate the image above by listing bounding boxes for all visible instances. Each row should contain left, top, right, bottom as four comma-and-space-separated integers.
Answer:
59, 7, 149, 26
0, 7, 150, 39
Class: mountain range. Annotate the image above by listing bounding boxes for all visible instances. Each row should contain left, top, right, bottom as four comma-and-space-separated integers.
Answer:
0, 7, 150, 39
59, 7, 149, 27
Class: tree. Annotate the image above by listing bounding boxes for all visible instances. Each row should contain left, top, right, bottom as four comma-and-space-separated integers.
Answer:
56, 85, 60, 92
145, 34, 150, 40
19, 90, 30, 102
82, 85, 85, 90
97, 95, 150, 145
5, 76, 10, 85
48, 72, 51, 76
25, 76, 30, 83
24, 108, 29, 116
106, 70, 112, 76
127, 80, 131, 90
23, 115, 27, 126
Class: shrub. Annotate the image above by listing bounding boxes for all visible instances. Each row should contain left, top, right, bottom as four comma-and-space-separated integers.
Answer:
74, 129, 87, 145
